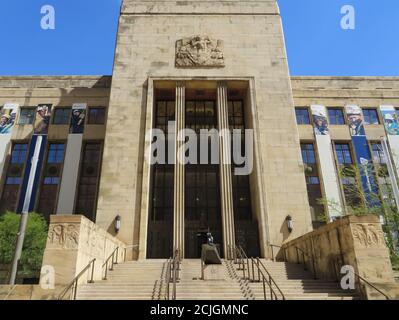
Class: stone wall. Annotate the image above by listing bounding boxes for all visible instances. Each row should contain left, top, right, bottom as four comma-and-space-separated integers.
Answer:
279, 215, 396, 299
41, 215, 126, 289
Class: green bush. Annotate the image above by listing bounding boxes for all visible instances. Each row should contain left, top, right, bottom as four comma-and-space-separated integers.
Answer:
0, 212, 48, 278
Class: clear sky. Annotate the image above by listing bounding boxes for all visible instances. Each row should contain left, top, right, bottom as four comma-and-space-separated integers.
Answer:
0, 0, 398, 76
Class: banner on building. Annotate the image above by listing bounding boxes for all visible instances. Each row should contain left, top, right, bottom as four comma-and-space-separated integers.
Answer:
17, 135, 47, 213
70, 103, 87, 134
34, 104, 52, 135
380, 105, 399, 136
311, 105, 343, 219
380, 105, 399, 187
57, 103, 87, 214
345, 105, 380, 208
0, 103, 19, 135
0, 103, 20, 184
346, 105, 365, 136
311, 105, 329, 136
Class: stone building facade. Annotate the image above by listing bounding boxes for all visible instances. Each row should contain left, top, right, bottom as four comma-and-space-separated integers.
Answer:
0, 1, 398, 261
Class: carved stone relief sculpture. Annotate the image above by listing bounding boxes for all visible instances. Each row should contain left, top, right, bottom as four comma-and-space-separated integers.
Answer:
176, 35, 225, 68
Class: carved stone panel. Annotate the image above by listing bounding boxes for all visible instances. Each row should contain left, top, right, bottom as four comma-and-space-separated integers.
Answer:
176, 36, 225, 68
47, 223, 79, 249
352, 223, 385, 248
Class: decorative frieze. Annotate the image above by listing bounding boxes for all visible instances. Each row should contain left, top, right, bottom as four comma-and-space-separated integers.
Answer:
47, 223, 79, 249
352, 223, 385, 248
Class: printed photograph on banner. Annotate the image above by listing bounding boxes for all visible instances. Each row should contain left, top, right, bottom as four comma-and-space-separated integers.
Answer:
34, 104, 52, 134
380, 106, 399, 136
70, 103, 87, 134
346, 105, 365, 136
311, 105, 329, 135
0, 103, 19, 134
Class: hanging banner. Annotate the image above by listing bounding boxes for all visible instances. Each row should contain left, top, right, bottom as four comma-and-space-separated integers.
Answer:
57, 103, 87, 214
0, 103, 20, 181
380, 105, 399, 136
380, 105, 399, 183
70, 103, 87, 134
345, 105, 380, 208
311, 105, 343, 219
17, 104, 52, 213
17, 134, 47, 213
34, 104, 52, 135
0, 103, 18, 135
346, 105, 366, 136
311, 105, 329, 136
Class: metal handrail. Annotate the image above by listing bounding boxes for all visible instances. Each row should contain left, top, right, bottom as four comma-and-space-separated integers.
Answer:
255, 258, 285, 300
123, 244, 140, 262
269, 244, 286, 262
58, 258, 96, 300
102, 247, 119, 280
293, 245, 317, 279
351, 270, 390, 300
165, 250, 180, 300
233, 245, 285, 300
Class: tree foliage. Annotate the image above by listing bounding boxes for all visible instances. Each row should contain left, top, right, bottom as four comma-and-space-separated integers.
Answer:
0, 212, 48, 278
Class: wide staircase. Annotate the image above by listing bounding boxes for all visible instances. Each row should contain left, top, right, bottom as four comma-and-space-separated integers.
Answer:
75, 256, 358, 300
76, 260, 168, 300
248, 259, 357, 300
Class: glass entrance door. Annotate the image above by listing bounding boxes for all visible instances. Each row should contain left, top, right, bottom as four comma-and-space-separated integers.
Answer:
184, 100, 223, 258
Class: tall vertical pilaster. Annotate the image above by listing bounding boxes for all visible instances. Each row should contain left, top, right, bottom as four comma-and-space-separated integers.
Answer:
217, 82, 236, 259
173, 82, 185, 258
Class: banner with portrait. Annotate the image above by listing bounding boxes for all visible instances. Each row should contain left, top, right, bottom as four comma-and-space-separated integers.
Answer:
345, 105, 365, 136
0, 103, 19, 135
70, 103, 87, 134
310, 105, 343, 219
380, 105, 399, 136
380, 105, 399, 184
34, 104, 52, 135
311, 105, 329, 136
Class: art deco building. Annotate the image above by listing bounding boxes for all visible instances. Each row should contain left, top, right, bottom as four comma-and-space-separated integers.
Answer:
0, 0, 398, 299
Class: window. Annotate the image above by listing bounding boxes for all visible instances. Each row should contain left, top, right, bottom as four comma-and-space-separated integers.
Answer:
328, 108, 345, 125
47, 143, 65, 164
0, 143, 28, 213
37, 143, 65, 220
75, 143, 102, 221
371, 142, 386, 164
147, 99, 175, 259
295, 108, 310, 125
88, 108, 106, 125
18, 108, 35, 125
300, 143, 324, 225
53, 108, 71, 125
334, 143, 362, 207
363, 108, 380, 125
301, 143, 316, 164
335, 143, 353, 165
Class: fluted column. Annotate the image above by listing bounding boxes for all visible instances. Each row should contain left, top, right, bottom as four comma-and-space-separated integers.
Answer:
173, 82, 185, 258
217, 82, 236, 259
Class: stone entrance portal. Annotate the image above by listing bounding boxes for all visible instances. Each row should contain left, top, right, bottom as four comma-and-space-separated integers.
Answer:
146, 80, 260, 259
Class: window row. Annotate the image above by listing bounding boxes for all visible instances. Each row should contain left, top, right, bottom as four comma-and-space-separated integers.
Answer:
295, 107, 385, 125
0, 142, 102, 222
300, 141, 391, 224
17, 107, 106, 125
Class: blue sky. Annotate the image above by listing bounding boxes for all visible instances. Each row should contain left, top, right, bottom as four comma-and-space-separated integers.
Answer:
0, 0, 398, 76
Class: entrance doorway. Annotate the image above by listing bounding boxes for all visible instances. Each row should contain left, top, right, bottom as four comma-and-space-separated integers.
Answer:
185, 100, 223, 258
